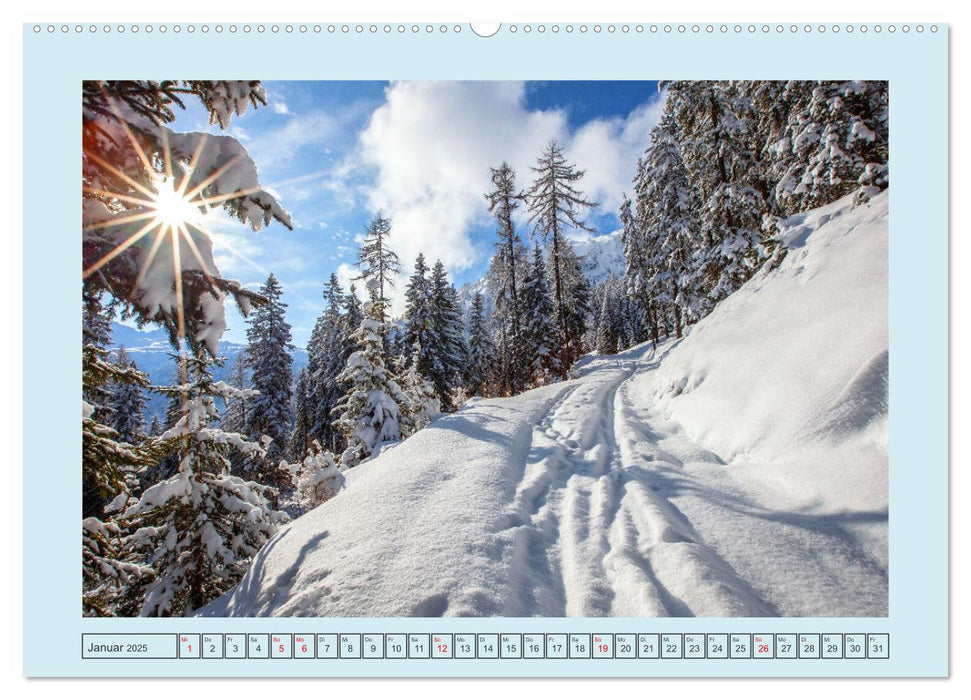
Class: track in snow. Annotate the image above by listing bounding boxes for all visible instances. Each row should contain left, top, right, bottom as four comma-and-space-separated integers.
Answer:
488, 341, 887, 618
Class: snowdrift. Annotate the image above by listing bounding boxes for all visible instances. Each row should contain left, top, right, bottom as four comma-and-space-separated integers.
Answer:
638, 191, 889, 515
201, 191, 888, 618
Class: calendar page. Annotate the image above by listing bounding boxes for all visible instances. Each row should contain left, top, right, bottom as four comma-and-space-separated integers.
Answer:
21, 20, 947, 678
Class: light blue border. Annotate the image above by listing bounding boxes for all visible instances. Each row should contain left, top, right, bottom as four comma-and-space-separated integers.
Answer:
22, 23, 948, 678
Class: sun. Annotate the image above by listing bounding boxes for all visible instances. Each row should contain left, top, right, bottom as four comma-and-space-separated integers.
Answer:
151, 176, 204, 229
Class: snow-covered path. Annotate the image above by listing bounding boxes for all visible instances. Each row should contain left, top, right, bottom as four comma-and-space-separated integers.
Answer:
202, 192, 888, 619
483, 343, 886, 618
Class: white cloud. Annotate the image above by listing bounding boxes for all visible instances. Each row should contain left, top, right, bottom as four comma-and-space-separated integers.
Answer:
273, 101, 292, 115
566, 95, 667, 213
246, 111, 338, 167
356, 81, 665, 313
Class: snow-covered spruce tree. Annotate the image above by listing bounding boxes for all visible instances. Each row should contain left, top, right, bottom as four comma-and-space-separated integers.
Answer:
83, 81, 290, 358
633, 118, 708, 337
618, 195, 650, 346
82, 515, 153, 617
107, 346, 148, 444
465, 292, 496, 396
773, 81, 888, 215
220, 352, 249, 435
595, 276, 622, 356
485, 162, 529, 395
520, 244, 560, 386
81, 293, 156, 614
403, 253, 441, 381
332, 295, 411, 469
147, 415, 163, 437
305, 274, 348, 455
244, 273, 294, 481
291, 441, 345, 511
400, 348, 442, 434
82, 312, 153, 516
663, 81, 768, 304
290, 368, 311, 462
526, 140, 598, 375
430, 261, 468, 409
354, 214, 401, 328
342, 285, 364, 359
124, 354, 287, 617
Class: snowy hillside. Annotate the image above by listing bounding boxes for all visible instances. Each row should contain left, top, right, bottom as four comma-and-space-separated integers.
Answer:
202, 192, 887, 618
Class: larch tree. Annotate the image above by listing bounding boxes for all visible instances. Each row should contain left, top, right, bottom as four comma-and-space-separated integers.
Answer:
485, 162, 528, 394
526, 140, 599, 375
354, 213, 401, 327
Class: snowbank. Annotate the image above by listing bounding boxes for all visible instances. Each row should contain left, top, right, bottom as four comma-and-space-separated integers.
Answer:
637, 191, 888, 514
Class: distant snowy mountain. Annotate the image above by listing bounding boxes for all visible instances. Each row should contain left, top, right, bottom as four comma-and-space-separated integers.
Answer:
569, 228, 626, 285
202, 192, 888, 618
457, 230, 626, 316
109, 322, 308, 421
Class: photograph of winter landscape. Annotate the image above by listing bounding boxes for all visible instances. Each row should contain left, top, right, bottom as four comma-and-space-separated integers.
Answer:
81, 80, 889, 619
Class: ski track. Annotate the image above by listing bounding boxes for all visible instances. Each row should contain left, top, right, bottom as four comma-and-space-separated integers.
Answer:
490, 341, 888, 618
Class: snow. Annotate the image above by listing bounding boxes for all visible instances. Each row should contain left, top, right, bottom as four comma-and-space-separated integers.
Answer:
201, 192, 887, 618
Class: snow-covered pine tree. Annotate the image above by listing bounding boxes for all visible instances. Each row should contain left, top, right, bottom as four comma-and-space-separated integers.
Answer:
553, 241, 592, 366
220, 352, 249, 435
82, 81, 290, 358
465, 292, 495, 396
244, 273, 294, 478
290, 368, 311, 461
81, 290, 157, 615
292, 441, 345, 511
773, 81, 889, 214
595, 276, 621, 355
400, 348, 441, 435
663, 81, 768, 304
305, 274, 349, 454
147, 415, 162, 437
354, 213, 401, 327
82, 515, 152, 617
633, 118, 708, 337
485, 162, 529, 395
82, 307, 153, 517
332, 294, 411, 469
429, 261, 468, 408
343, 285, 364, 359
618, 195, 650, 346
107, 346, 148, 444
124, 354, 287, 616
526, 140, 599, 375
403, 253, 440, 380
520, 244, 560, 386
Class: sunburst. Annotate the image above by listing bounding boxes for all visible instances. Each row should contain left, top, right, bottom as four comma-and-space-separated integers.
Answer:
83, 89, 325, 349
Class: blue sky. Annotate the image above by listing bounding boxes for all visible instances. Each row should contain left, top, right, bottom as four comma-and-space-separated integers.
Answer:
170, 80, 664, 346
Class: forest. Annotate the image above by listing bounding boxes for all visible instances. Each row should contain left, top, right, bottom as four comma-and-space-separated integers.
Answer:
81, 79, 888, 616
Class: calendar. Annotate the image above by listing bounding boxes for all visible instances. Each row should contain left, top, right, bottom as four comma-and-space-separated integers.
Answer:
19, 15, 948, 679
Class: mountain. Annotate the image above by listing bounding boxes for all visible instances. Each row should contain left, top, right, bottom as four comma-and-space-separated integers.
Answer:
108, 323, 308, 421
201, 191, 888, 618
569, 228, 626, 285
